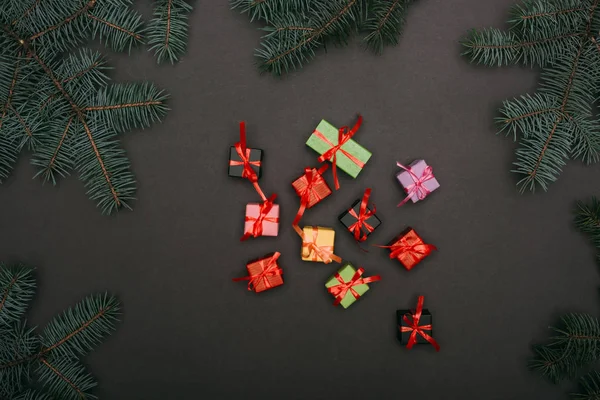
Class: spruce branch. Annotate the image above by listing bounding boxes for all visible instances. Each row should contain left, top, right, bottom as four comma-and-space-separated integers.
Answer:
530, 314, 600, 383
147, 0, 193, 64
231, 0, 313, 22
573, 371, 600, 399
0, 0, 170, 214
363, 0, 411, 54
257, 0, 363, 75
0, 264, 35, 326
234, 0, 420, 75
529, 202, 600, 386
0, 263, 121, 399
462, 0, 600, 193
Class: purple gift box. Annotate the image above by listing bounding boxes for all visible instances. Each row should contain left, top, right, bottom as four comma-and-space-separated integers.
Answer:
396, 159, 440, 203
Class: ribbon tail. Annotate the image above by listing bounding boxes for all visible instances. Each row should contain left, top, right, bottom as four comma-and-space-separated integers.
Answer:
252, 182, 267, 201
332, 155, 340, 190
293, 200, 307, 226
397, 190, 414, 207
240, 232, 252, 242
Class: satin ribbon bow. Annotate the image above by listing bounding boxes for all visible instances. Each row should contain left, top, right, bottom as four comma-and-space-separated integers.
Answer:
230, 121, 267, 200
233, 252, 282, 292
241, 194, 278, 241
327, 267, 381, 306
292, 165, 329, 226
376, 230, 436, 270
397, 162, 435, 207
314, 115, 365, 190
293, 225, 341, 264
400, 296, 440, 351
347, 188, 376, 242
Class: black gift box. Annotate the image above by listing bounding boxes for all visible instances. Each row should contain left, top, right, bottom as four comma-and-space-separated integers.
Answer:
338, 199, 381, 239
228, 146, 263, 179
397, 309, 433, 345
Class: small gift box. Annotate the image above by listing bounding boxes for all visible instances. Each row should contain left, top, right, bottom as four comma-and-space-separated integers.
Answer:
325, 263, 380, 309
338, 189, 381, 241
306, 118, 372, 181
397, 296, 439, 351
383, 228, 436, 271
229, 122, 263, 180
233, 252, 283, 293
228, 146, 262, 179
292, 166, 332, 209
243, 201, 279, 238
396, 160, 440, 205
300, 226, 338, 263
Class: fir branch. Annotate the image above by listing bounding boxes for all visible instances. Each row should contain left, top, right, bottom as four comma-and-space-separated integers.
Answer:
1, 0, 169, 213
530, 314, 600, 383
40, 293, 119, 360
26, 42, 124, 211
147, 0, 193, 64
84, 83, 169, 133
572, 370, 600, 399
31, 116, 74, 184
0, 264, 35, 325
231, 0, 312, 22
37, 356, 96, 400
86, 2, 145, 53
363, 0, 410, 54
462, 0, 600, 192
0, 264, 121, 399
257, 0, 362, 75
13, 389, 54, 400
28, 0, 96, 42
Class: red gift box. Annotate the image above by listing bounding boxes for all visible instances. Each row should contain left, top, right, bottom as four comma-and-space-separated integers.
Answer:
382, 228, 436, 271
233, 252, 283, 293
292, 165, 332, 226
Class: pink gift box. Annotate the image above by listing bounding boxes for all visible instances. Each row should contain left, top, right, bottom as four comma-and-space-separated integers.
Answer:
244, 203, 280, 237
396, 159, 440, 203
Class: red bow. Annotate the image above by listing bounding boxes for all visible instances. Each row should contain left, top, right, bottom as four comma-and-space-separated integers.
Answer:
397, 162, 435, 207
241, 194, 278, 241
327, 267, 381, 306
233, 252, 282, 292
347, 188, 376, 242
292, 165, 330, 226
314, 115, 365, 190
230, 121, 267, 200
400, 296, 440, 351
294, 225, 341, 264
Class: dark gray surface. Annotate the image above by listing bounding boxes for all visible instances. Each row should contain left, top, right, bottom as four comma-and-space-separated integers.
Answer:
1, 1, 599, 399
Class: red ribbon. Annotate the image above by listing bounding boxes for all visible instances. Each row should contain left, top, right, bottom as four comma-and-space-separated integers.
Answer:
314, 115, 365, 190
294, 225, 341, 264
241, 194, 278, 241
292, 165, 330, 226
347, 188, 376, 242
327, 267, 381, 306
230, 121, 267, 201
400, 296, 440, 351
397, 162, 435, 207
233, 252, 282, 292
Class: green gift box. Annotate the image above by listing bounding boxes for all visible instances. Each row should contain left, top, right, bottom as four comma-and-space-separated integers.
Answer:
306, 120, 372, 179
325, 263, 371, 309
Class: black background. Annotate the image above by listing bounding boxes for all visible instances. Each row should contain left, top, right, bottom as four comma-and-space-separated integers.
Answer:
1, 1, 599, 399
